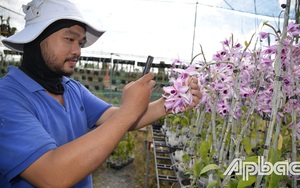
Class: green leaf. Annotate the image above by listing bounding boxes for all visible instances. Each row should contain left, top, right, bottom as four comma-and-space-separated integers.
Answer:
251, 133, 257, 142
206, 180, 218, 188
200, 164, 219, 175
228, 179, 239, 188
262, 21, 269, 26
242, 137, 252, 155
277, 134, 283, 150
237, 176, 256, 188
268, 148, 282, 187
181, 115, 190, 125
200, 141, 209, 159
269, 148, 280, 163
244, 156, 258, 163
268, 172, 282, 188
193, 160, 203, 179
172, 117, 181, 124
182, 154, 190, 163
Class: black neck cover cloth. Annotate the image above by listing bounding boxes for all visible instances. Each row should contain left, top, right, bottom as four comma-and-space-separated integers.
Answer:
19, 19, 86, 95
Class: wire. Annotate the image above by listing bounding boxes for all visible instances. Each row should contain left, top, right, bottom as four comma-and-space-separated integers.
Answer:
0, 5, 24, 17
223, 0, 234, 10
133, 0, 195, 5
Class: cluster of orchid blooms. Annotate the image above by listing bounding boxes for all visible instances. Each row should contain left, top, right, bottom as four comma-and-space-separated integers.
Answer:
163, 22, 300, 138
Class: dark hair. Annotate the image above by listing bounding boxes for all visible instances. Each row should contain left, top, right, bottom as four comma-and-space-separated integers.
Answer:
28, 19, 86, 46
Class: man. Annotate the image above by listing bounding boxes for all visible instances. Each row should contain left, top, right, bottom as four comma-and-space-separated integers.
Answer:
0, 0, 201, 187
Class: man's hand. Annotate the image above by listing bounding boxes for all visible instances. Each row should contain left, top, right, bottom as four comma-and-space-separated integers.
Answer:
120, 73, 156, 119
188, 77, 202, 108
163, 76, 202, 114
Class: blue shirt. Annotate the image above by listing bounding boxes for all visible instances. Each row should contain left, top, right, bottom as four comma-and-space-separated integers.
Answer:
0, 66, 112, 188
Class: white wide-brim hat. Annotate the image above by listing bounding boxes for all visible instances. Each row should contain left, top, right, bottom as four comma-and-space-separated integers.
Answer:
2, 0, 105, 52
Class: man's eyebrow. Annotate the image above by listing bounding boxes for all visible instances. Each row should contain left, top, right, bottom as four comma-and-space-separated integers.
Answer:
64, 29, 86, 40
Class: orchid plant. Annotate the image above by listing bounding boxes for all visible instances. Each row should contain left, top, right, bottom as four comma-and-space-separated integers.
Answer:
162, 3, 300, 187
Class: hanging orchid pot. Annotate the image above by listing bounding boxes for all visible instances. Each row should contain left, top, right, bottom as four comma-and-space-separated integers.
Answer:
0, 24, 9, 36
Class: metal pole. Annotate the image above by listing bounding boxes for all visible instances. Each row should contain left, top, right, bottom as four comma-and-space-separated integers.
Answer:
110, 53, 113, 103
191, 1, 198, 60
145, 140, 150, 188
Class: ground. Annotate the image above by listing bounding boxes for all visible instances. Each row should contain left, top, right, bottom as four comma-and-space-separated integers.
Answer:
92, 161, 135, 188
92, 128, 158, 188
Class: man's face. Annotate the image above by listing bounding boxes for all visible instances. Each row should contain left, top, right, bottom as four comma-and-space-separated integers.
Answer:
40, 25, 86, 76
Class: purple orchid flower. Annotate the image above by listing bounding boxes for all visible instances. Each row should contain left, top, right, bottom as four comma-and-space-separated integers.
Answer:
259, 32, 270, 39
287, 22, 300, 36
